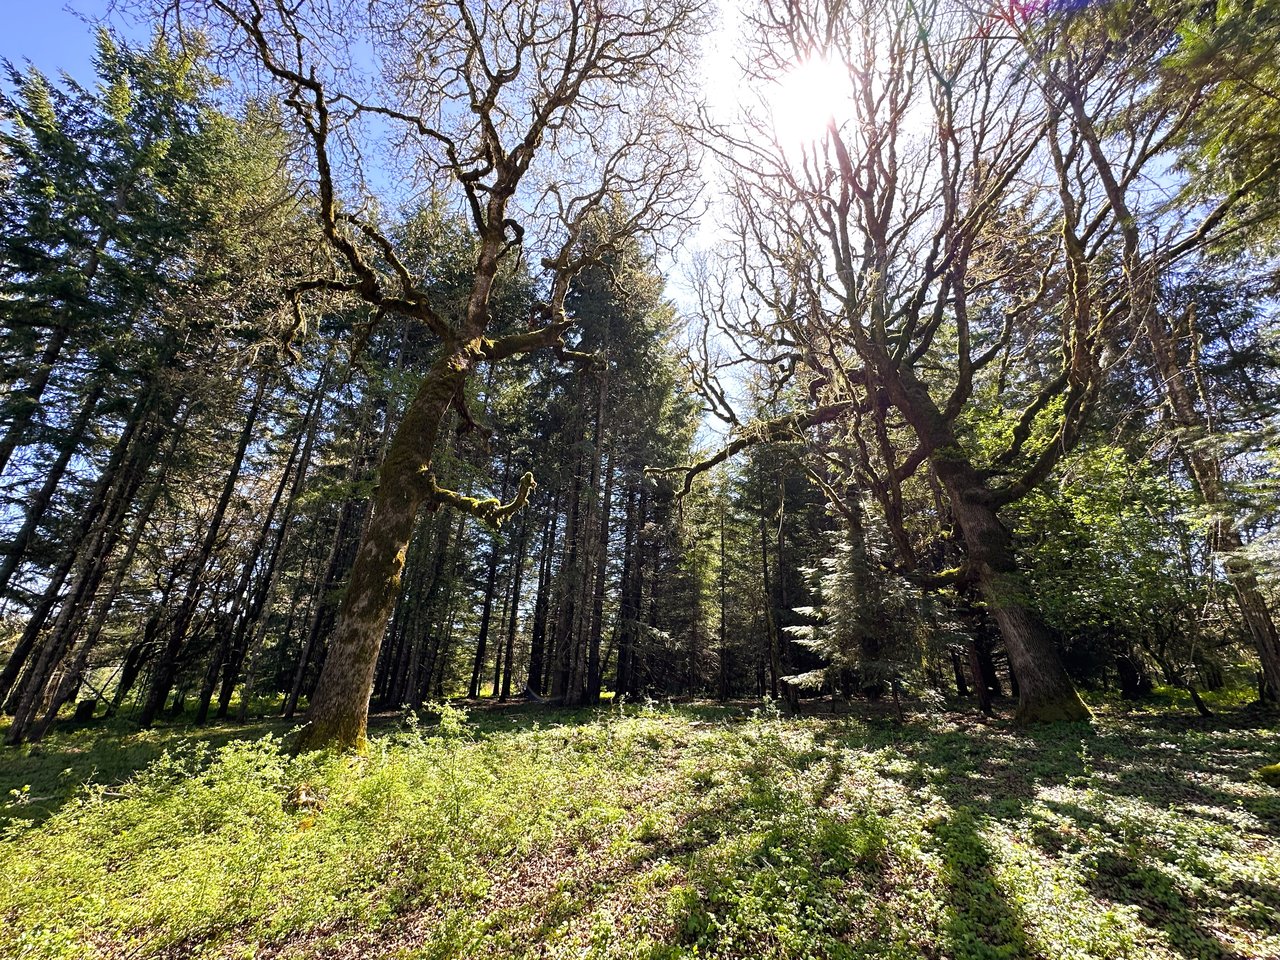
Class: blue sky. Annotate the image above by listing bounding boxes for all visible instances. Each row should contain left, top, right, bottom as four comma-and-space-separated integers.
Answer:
0, 1, 148, 80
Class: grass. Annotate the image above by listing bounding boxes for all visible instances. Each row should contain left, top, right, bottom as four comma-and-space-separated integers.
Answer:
0, 698, 1277, 959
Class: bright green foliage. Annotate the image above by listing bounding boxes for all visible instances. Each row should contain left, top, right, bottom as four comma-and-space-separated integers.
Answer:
1015, 445, 1206, 680
2, 704, 1276, 959
1164, 0, 1280, 235
788, 511, 942, 700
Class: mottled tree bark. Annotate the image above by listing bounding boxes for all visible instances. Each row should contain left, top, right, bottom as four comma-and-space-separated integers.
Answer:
944, 471, 1088, 723
886, 360, 1090, 724
294, 348, 469, 750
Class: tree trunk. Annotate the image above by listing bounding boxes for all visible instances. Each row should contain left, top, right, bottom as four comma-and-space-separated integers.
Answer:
585, 451, 614, 705
718, 498, 729, 702
950, 649, 969, 698
26, 408, 189, 742
1142, 312, 1280, 698
614, 483, 638, 699
0, 382, 105, 600
140, 373, 268, 728
107, 639, 150, 717
0, 326, 70, 477
552, 447, 586, 701
6, 403, 162, 742
294, 348, 469, 751
968, 639, 994, 717
847, 495, 886, 699
0, 381, 158, 709
468, 459, 509, 698
422, 511, 468, 707
205, 381, 319, 722
221, 365, 328, 720
527, 508, 558, 696
758, 467, 781, 700
500, 514, 530, 701
945, 475, 1089, 723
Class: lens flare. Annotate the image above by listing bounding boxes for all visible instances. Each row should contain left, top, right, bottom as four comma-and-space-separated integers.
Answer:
770, 56, 849, 146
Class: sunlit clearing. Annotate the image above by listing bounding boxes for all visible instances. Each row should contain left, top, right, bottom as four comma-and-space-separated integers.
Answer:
770, 56, 848, 146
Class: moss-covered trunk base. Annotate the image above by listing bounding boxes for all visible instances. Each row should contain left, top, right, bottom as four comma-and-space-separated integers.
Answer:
1014, 689, 1092, 724
294, 714, 368, 754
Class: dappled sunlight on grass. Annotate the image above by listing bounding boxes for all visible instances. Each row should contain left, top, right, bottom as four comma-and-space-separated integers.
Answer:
0, 700, 1276, 958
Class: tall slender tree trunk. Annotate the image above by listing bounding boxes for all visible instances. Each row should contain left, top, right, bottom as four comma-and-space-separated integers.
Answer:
469, 455, 509, 698
552, 450, 586, 700
0, 382, 158, 708
469, 545, 501, 698
1145, 315, 1280, 699
25, 408, 191, 741
383, 518, 430, 706
6, 397, 165, 743
491, 570, 513, 698
614, 482, 638, 700
0, 327, 71, 478
219, 354, 334, 721
197, 406, 303, 723
222, 363, 329, 720
758, 466, 781, 700
108, 638, 151, 717
718, 497, 729, 701
421, 511, 468, 708
527, 508, 557, 696
586, 451, 614, 704
846, 495, 886, 698
500, 514, 530, 701
139, 372, 268, 727
0, 382, 105, 602
950, 649, 969, 699
284, 530, 338, 717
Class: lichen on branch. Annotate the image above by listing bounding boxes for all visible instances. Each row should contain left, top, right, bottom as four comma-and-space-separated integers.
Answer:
427, 470, 536, 530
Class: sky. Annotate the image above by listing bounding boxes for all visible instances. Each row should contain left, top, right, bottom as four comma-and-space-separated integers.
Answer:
0, 2, 151, 79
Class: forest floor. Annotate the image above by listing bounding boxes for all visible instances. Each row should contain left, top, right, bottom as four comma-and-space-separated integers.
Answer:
1, 696, 1278, 960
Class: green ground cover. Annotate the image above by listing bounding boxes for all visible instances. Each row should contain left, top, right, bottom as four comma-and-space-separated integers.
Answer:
1, 700, 1277, 959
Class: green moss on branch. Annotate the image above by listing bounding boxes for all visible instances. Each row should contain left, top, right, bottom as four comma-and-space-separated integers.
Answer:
428, 471, 536, 529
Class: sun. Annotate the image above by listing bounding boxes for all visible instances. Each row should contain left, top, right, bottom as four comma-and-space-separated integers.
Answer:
769, 56, 849, 146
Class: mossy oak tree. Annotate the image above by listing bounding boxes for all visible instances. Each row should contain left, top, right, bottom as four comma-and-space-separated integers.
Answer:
171, 0, 706, 749
667, 0, 1266, 723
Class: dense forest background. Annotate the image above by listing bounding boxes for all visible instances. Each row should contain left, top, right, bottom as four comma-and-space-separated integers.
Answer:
3, 3, 1280, 959
0, 0, 1278, 751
